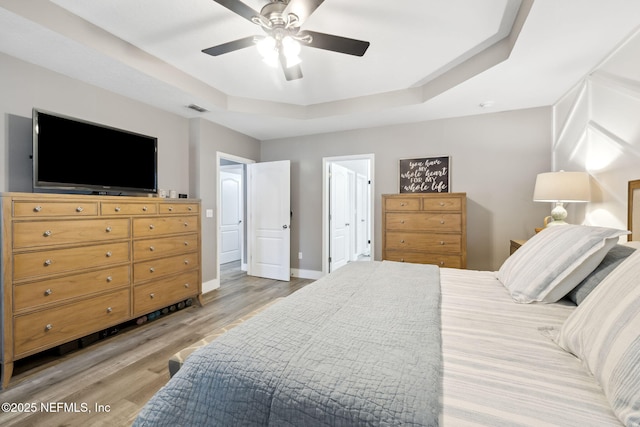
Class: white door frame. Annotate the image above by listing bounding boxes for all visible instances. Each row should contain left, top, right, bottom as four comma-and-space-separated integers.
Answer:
216, 152, 254, 286
322, 154, 375, 275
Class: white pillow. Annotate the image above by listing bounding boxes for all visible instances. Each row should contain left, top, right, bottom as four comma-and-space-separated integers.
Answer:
555, 249, 640, 426
496, 225, 629, 303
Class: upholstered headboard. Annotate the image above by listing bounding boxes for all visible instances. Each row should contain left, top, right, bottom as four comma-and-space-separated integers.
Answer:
628, 180, 640, 241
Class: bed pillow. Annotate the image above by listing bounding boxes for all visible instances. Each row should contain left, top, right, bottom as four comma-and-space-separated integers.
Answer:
566, 244, 636, 305
496, 225, 629, 303
555, 249, 640, 426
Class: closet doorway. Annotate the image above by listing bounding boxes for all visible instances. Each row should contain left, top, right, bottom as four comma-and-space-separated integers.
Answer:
322, 154, 374, 274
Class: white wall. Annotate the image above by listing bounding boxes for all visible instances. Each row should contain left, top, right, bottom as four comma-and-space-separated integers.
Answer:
261, 107, 552, 272
553, 28, 640, 232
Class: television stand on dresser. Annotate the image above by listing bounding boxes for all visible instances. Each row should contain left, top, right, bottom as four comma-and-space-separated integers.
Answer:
0, 192, 202, 389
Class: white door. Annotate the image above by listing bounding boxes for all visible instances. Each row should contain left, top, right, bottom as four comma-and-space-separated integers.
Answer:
220, 169, 242, 264
247, 160, 291, 281
356, 173, 369, 257
330, 163, 350, 272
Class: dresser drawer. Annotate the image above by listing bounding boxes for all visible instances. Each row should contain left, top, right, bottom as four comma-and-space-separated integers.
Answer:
13, 201, 98, 217
159, 203, 199, 214
14, 265, 130, 313
385, 232, 461, 253
13, 242, 130, 281
133, 215, 199, 238
422, 196, 462, 211
101, 202, 158, 216
384, 251, 463, 268
384, 198, 421, 211
13, 219, 130, 249
133, 270, 199, 316
134, 252, 199, 283
14, 288, 130, 357
133, 234, 199, 261
385, 213, 461, 232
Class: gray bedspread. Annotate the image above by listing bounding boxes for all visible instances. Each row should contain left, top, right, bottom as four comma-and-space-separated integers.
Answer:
133, 261, 442, 426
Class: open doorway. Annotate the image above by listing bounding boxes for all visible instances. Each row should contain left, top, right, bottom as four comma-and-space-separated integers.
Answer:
322, 154, 374, 274
217, 153, 252, 286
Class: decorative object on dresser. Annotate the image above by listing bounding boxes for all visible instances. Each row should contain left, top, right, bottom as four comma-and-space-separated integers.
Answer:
399, 156, 450, 193
0, 192, 202, 389
533, 170, 591, 227
382, 193, 466, 268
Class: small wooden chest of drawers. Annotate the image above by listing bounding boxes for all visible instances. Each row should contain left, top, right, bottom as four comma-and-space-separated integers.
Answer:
382, 193, 467, 268
0, 192, 202, 389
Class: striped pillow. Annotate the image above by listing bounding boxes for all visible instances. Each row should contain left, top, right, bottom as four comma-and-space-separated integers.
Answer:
496, 225, 628, 303
555, 249, 640, 426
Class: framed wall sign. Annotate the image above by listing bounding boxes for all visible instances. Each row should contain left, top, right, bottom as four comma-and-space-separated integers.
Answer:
399, 156, 450, 193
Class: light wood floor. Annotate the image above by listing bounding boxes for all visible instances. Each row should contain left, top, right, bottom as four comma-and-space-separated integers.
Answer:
0, 263, 314, 426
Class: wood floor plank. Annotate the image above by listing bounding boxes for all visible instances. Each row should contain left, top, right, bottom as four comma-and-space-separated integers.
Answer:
0, 263, 314, 426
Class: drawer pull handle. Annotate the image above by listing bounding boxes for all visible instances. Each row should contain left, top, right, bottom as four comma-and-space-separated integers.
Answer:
143, 206, 148, 212
105, 226, 112, 233
169, 207, 174, 211
440, 241, 445, 245
76, 206, 84, 213
106, 307, 113, 314
400, 240, 405, 243
43, 230, 52, 237
34, 205, 43, 212
44, 289, 52, 296
45, 324, 53, 331
400, 203, 406, 206
440, 220, 445, 224
106, 276, 113, 282
149, 224, 155, 230
115, 207, 121, 212
188, 206, 193, 211
400, 258, 405, 262
184, 241, 189, 246
400, 220, 405, 224
184, 222, 189, 227
184, 260, 189, 265
44, 259, 52, 266
440, 261, 445, 265
439, 202, 445, 206
184, 283, 190, 288
106, 251, 112, 257
150, 267, 155, 273
149, 293, 155, 299
149, 246, 155, 252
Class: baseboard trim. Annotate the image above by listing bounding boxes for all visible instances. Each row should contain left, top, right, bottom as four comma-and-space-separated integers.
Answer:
291, 268, 324, 280
202, 278, 220, 294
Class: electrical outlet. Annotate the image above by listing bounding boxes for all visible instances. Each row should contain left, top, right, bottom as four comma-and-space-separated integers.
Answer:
298, 252, 303, 259
206, 209, 214, 218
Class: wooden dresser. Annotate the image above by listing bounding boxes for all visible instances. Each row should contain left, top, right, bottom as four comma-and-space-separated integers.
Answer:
0, 192, 202, 389
382, 193, 467, 268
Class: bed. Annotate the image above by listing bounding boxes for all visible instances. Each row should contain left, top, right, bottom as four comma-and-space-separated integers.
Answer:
134, 186, 640, 427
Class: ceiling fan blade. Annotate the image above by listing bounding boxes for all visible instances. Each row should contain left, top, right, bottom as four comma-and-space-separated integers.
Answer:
284, 0, 325, 25
202, 36, 256, 56
279, 54, 303, 81
301, 30, 370, 56
212, 0, 260, 22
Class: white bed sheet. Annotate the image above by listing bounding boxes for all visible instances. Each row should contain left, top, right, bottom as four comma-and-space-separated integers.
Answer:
440, 268, 621, 426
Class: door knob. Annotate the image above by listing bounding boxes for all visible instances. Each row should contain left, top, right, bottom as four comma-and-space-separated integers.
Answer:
283, 225, 288, 229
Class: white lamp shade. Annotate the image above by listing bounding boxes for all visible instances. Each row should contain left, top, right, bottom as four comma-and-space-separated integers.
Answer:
533, 171, 591, 202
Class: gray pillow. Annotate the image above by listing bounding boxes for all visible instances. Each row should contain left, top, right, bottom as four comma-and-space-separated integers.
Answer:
567, 244, 636, 305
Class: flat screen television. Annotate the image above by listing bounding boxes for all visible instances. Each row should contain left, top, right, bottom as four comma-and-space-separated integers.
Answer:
33, 108, 158, 195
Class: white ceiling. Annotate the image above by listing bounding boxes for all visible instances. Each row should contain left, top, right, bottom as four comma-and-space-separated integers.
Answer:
1, 0, 640, 140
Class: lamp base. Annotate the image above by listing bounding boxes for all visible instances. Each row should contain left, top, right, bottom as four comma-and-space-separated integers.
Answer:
544, 202, 568, 227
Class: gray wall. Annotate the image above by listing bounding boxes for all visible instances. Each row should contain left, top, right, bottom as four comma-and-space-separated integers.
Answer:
261, 107, 552, 272
0, 52, 261, 288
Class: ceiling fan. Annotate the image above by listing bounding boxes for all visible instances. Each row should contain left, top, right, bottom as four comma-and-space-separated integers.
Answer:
202, 0, 370, 81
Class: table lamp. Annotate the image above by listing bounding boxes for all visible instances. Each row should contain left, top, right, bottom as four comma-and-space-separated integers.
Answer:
533, 171, 591, 227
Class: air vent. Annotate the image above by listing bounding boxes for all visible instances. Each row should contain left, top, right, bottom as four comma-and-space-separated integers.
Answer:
187, 104, 208, 113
